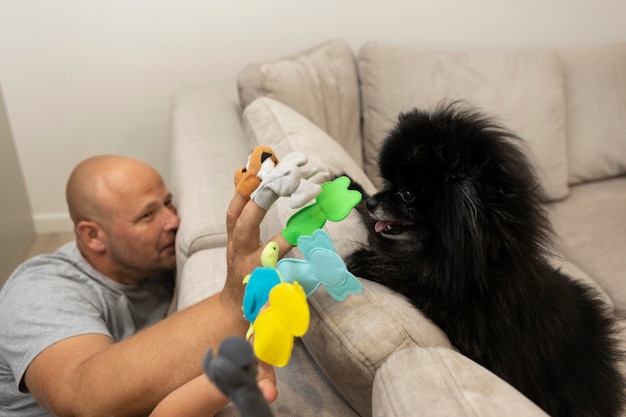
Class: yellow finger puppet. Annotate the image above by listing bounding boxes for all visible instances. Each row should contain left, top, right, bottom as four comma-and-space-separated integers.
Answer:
252, 282, 310, 367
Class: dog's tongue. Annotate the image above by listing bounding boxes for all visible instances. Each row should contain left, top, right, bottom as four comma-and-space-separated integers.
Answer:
375, 220, 394, 233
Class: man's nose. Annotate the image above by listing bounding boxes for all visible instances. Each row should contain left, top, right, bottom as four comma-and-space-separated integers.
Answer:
164, 207, 180, 231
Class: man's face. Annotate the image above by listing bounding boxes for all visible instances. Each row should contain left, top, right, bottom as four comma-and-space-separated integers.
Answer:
100, 166, 179, 284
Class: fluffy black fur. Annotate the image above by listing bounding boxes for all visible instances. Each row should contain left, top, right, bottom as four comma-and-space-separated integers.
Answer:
346, 102, 625, 417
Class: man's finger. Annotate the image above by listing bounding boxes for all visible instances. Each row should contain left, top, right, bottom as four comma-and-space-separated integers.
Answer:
232, 200, 267, 245
258, 377, 278, 404
257, 359, 278, 403
248, 233, 293, 266
226, 193, 248, 238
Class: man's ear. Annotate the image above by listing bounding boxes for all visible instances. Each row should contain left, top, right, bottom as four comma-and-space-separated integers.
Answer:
76, 221, 106, 252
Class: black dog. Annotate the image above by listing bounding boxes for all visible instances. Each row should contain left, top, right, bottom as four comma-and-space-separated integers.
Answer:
346, 102, 625, 417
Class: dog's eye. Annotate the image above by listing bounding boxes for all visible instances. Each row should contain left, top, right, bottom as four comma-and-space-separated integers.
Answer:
397, 190, 416, 203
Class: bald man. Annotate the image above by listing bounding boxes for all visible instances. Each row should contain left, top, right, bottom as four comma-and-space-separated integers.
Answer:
0, 155, 292, 416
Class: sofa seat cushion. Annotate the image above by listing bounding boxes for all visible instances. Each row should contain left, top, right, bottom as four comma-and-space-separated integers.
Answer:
550, 176, 626, 309
219, 339, 360, 417
358, 41, 569, 201
218, 342, 360, 416
561, 44, 626, 184
238, 39, 363, 168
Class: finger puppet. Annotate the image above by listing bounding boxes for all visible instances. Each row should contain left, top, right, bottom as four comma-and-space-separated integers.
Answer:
241, 241, 310, 367
282, 176, 362, 245
277, 230, 362, 300
203, 336, 273, 417
251, 152, 321, 210
239, 173, 361, 368
242, 242, 282, 324
252, 281, 310, 367
234, 146, 279, 199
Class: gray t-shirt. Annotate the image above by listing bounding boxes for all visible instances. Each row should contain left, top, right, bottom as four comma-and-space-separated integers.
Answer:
0, 241, 174, 416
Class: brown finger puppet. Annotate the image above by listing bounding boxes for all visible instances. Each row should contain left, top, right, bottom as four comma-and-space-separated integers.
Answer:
234, 146, 279, 199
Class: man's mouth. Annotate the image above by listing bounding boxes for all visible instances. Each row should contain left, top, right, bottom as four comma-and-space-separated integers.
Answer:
161, 241, 176, 251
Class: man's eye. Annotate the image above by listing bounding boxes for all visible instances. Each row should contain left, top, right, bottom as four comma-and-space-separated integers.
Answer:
166, 201, 178, 214
398, 190, 416, 203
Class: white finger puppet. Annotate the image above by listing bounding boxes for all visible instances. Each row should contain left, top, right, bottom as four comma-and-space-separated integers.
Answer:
251, 152, 321, 210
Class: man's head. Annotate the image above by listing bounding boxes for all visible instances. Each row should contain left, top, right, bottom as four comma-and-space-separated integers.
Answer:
66, 155, 179, 285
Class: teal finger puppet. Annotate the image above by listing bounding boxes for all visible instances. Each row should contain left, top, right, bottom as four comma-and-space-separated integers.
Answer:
242, 242, 282, 324
277, 230, 362, 300
282, 176, 362, 245
251, 152, 321, 210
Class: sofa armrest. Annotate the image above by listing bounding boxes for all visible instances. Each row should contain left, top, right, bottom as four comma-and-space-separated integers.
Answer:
170, 86, 252, 272
373, 347, 549, 417
302, 279, 452, 416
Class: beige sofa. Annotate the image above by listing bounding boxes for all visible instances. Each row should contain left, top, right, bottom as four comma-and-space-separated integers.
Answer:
169, 39, 626, 416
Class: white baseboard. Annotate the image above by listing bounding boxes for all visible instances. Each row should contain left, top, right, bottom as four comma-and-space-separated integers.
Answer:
33, 213, 73, 234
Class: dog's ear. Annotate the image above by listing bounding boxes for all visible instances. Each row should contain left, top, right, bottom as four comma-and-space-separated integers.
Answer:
437, 179, 489, 297
439, 180, 481, 247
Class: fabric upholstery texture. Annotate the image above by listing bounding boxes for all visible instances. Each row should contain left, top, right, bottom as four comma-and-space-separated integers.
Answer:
217, 340, 360, 416
177, 247, 226, 310
302, 280, 451, 416
373, 347, 549, 417
358, 42, 569, 201
561, 43, 626, 184
170, 87, 251, 272
238, 39, 363, 168
551, 177, 626, 308
241, 97, 375, 195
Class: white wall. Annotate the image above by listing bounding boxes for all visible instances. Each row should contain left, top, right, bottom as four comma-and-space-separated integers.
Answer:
1, 0, 625, 233
0, 82, 35, 284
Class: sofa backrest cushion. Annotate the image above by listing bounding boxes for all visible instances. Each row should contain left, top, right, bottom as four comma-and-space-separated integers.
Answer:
561, 43, 626, 184
241, 96, 377, 259
358, 42, 569, 201
238, 39, 363, 168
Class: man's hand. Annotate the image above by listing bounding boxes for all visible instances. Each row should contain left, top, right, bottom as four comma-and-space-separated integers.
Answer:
257, 359, 278, 404
223, 194, 292, 309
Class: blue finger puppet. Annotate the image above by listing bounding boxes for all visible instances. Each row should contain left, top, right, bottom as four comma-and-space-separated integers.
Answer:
242, 242, 282, 323
277, 230, 362, 300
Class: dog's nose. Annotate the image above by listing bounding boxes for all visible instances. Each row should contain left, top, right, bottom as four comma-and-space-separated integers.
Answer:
366, 197, 378, 212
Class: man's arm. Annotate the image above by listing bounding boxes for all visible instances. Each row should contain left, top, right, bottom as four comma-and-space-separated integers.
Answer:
148, 343, 278, 417
24, 196, 292, 417
149, 373, 229, 417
